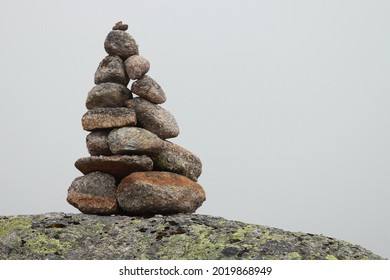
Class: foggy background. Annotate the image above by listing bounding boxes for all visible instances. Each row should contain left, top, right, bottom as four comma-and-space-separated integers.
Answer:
0, 0, 389, 258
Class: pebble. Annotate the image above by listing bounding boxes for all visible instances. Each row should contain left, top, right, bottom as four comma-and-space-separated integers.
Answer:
153, 141, 202, 181
94, 55, 129, 85
104, 30, 139, 59
81, 107, 136, 131
131, 75, 166, 104
108, 127, 164, 155
74, 155, 153, 181
86, 131, 112, 156
86, 82, 132, 110
126, 97, 179, 139
124, 55, 150, 80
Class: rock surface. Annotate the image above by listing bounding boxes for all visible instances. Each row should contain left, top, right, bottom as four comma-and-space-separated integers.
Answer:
104, 30, 139, 59
125, 55, 150, 80
66, 172, 118, 215
153, 141, 202, 181
94, 55, 129, 85
86, 131, 112, 156
74, 155, 153, 180
86, 82, 132, 109
108, 127, 164, 155
126, 97, 179, 139
117, 172, 206, 215
131, 75, 166, 104
81, 107, 136, 131
0, 212, 384, 260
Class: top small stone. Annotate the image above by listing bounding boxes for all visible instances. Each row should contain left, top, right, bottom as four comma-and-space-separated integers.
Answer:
112, 21, 128, 31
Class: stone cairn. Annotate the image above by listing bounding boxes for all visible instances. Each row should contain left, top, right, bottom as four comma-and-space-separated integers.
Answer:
67, 22, 206, 216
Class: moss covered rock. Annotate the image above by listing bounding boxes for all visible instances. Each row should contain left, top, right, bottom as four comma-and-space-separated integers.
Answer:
0, 212, 383, 260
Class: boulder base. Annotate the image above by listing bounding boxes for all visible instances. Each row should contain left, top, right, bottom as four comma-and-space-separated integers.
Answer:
117, 171, 206, 215
66, 172, 118, 215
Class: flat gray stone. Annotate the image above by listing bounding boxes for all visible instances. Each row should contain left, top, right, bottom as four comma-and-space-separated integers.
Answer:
153, 141, 202, 181
117, 171, 206, 215
104, 30, 139, 59
108, 127, 164, 155
82, 107, 136, 131
124, 55, 150, 80
74, 155, 153, 181
94, 55, 129, 85
126, 98, 179, 139
86, 82, 132, 110
67, 171, 118, 215
0, 213, 383, 260
86, 131, 112, 156
131, 75, 166, 104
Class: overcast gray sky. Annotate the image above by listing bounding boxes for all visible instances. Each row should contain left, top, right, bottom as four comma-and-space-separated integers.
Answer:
0, 0, 389, 258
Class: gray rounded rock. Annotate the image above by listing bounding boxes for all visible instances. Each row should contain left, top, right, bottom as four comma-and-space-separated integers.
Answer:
67, 171, 118, 215
86, 82, 132, 110
82, 107, 136, 131
108, 127, 164, 155
126, 98, 179, 139
117, 171, 206, 215
124, 55, 150, 80
86, 131, 112, 156
104, 30, 139, 59
131, 75, 166, 104
94, 55, 129, 85
153, 141, 202, 181
74, 155, 153, 181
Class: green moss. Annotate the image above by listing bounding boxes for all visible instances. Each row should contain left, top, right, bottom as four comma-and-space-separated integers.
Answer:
325, 254, 338, 260
286, 252, 302, 260
0, 217, 32, 238
24, 234, 71, 255
157, 224, 229, 259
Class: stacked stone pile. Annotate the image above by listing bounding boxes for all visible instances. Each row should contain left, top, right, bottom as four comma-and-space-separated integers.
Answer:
67, 22, 206, 216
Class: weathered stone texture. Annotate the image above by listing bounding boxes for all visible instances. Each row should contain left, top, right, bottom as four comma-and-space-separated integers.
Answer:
81, 108, 136, 131
108, 127, 164, 155
126, 98, 179, 139
94, 55, 129, 85
0, 213, 384, 260
86, 82, 132, 110
153, 141, 202, 181
74, 155, 153, 180
131, 75, 166, 104
66, 172, 118, 215
117, 172, 206, 215
104, 30, 139, 59
125, 55, 150, 80
86, 130, 112, 156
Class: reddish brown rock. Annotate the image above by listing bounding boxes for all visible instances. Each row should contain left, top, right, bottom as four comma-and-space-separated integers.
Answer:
86, 131, 112, 156
124, 55, 150, 80
112, 21, 128, 31
74, 155, 153, 180
108, 127, 164, 155
86, 82, 132, 110
153, 141, 202, 181
104, 30, 138, 59
131, 75, 166, 104
117, 171, 206, 215
67, 171, 118, 215
81, 107, 136, 131
94, 55, 129, 85
126, 98, 179, 139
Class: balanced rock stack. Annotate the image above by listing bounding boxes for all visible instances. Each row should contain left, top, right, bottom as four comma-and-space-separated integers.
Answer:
67, 22, 205, 216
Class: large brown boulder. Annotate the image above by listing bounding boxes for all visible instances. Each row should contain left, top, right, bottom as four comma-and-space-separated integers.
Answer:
117, 171, 206, 215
